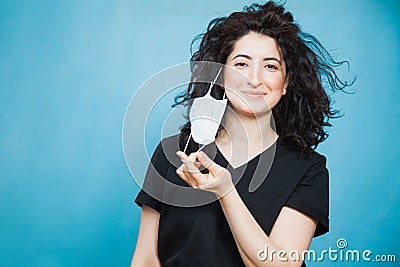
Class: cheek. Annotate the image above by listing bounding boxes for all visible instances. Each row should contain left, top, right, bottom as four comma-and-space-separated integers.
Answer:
223, 69, 248, 91
265, 75, 286, 93
224, 88, 240, 103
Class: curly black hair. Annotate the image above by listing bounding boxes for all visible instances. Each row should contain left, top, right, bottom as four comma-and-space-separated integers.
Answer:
174, 1, 353, 154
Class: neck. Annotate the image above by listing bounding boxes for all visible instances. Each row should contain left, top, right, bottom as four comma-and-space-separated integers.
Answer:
219, 108, 278, 149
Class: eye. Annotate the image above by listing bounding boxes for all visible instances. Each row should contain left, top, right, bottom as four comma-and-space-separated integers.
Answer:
265, 64, 278, 71
234, 62, 248, 68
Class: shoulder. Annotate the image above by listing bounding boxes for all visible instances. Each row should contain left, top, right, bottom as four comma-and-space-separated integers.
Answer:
158, 134, 181, 156
150, 134, 181, 169
160, 133, 180, 146
277, 138, 327, 170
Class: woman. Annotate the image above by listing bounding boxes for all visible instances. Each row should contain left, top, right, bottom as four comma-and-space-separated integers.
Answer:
131, 1, 351, 266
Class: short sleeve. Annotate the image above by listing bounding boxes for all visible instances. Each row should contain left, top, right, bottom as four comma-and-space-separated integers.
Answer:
134, 141, 169, 213
284, 154, 329, 237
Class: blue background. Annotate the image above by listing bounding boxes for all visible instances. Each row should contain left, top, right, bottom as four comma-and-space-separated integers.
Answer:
1, 0, 399, 266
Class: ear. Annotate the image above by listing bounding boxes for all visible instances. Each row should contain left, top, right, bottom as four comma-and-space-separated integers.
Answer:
282, 76, 289, 96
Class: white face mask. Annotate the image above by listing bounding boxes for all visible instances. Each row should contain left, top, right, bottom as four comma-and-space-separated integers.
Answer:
186, 67, 227, 151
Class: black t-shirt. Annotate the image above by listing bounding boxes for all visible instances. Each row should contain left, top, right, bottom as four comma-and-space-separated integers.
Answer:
135, 134, 329, 267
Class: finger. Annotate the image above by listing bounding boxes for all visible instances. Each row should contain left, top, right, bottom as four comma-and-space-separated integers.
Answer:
180, 159, 207, 184
198, 151, 224, 177
177, 151, 199, 164
188, 152, 204, 170
176, 151, 200, 173
176, 168, 199, 188
194, 162, 201, 169
176, 151, 208, 184
176, 151, 191, 162
176, 168, 188, 183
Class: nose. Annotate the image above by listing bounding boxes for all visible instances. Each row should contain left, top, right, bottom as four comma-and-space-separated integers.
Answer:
248, 67, 262, 88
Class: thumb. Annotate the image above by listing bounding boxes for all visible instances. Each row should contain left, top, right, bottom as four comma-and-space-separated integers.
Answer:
198, 151, 224, 177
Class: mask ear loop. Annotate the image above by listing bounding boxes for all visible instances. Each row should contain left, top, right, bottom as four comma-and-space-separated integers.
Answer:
205, 67, 223, 97
181, 132, 206, 162
181, 141, 207, 163
183, 133, 192, 154
219, 67, 226, 100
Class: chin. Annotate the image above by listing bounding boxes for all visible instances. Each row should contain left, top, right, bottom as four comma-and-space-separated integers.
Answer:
235, 106, 272, 117
227, 98, 275, 116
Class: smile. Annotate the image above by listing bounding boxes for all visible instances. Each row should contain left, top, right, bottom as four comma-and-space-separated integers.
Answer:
241, 90, 267, 98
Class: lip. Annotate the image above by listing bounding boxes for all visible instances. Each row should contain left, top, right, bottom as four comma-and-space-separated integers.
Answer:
241, 90, 267, 98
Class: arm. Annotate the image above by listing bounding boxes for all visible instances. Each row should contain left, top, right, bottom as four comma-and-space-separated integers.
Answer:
219, 187, 316, 267
130, 205, 162, 267
176, 151, 317, 267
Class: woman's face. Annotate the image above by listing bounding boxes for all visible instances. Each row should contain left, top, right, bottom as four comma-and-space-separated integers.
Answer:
224, 32, 287, 116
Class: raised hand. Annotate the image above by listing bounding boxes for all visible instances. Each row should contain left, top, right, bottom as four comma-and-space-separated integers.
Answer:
176, 151, 234, 197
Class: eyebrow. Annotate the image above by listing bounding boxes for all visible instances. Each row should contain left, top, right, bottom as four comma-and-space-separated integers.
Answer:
231, 54, 282, 65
